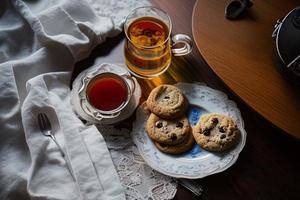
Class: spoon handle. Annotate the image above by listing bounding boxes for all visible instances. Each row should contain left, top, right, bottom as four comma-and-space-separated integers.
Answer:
48, 133, 76, 181
48, 132, 65, 157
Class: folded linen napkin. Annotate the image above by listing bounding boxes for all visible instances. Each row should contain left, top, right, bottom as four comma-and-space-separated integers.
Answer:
22, 72, 125, 200
0, 0, 149, 199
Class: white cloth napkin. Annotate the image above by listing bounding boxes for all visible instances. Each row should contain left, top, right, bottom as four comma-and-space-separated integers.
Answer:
0, 0, 149, 199
22, 72, 127, 200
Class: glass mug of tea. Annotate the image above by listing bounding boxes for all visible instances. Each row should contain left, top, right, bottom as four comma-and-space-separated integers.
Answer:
124, 6, 193, 79
78, 72, 135, 121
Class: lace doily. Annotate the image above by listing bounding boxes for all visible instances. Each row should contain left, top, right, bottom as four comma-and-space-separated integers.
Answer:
98, 126, 177, 200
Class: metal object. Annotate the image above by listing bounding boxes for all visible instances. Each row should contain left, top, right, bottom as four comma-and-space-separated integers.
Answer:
225, 0, 253, 20
37, 113, 65, 157
273, 7, 300, 84
178, 179, 203, 196
37, 113, 76, 181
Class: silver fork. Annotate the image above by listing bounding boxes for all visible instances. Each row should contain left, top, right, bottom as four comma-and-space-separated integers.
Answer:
38, 113, 65, 157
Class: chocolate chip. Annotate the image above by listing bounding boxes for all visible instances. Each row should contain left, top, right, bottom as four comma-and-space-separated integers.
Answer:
176, 122, 183, 128
211, 118, 219, 123
164, 96, 170, 99
156, 122, 163, 128
220, 134, 226, 139
203, 129, 211, 136
218, 126, 226, 133
160, 143, 167, 148
171, 133, 177, 141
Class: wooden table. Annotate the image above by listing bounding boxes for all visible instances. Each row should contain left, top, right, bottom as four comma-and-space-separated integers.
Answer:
72, 0, 300, 199
192, 0, 300, 139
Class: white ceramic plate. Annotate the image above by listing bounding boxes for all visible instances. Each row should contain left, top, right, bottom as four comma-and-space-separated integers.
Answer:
132, 82, 247, 179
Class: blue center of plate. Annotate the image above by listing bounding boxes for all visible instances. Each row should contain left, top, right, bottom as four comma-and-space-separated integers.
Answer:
188, 105, 206, 126
169, 105, 210, 158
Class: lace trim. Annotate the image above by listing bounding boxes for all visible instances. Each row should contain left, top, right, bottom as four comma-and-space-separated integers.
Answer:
98, 125, 177, 200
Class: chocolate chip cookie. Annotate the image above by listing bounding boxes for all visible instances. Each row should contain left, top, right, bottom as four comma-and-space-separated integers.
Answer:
193, 113, 240, 152
146, 113, 190, 145
146, 84, 188, 119
154, 130, 195, 154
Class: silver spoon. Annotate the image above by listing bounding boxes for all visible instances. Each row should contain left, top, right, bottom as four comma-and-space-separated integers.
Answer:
37, 113, 65, 157
37, 113, 76, 181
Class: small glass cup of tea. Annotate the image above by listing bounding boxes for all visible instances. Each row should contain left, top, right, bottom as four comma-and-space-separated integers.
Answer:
78, 71, 135, 121
124, 6, 193, 79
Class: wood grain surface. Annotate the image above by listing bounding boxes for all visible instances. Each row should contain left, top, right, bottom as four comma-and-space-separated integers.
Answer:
192, 0, 300, 139
72, 0, 300, 199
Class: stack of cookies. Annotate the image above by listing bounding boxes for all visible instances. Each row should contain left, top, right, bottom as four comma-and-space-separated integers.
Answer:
146, 84, 241, 154
146, 84, 195, 154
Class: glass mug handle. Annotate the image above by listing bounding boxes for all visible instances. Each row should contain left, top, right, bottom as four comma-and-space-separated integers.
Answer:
171, 34, 193, 56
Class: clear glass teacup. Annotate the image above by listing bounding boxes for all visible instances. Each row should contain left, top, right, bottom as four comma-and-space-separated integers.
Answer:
78, 71, 135, 121
124, 6, 193, 79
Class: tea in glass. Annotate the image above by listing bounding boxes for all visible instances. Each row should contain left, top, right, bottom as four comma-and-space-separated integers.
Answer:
125, 16, 171, 78
124, 7, 192, 79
